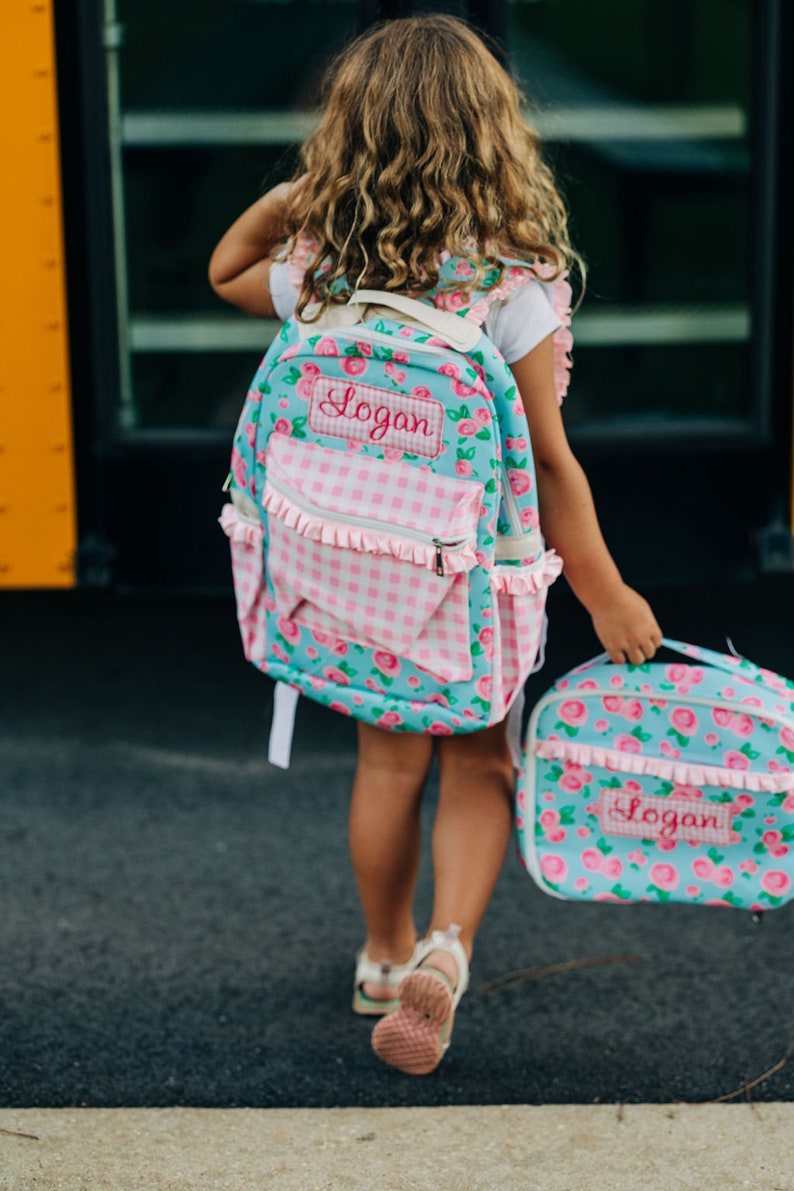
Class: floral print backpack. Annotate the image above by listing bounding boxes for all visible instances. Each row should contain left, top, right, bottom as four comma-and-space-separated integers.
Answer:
519, 638, 794, 912
220, 254, 571, 765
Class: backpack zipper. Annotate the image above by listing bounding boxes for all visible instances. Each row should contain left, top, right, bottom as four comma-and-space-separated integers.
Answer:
500, 463, 524, 536
265, 473, 475, 577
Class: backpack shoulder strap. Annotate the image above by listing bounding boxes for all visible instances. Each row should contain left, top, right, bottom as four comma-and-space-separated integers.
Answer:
348, 290, 482, 351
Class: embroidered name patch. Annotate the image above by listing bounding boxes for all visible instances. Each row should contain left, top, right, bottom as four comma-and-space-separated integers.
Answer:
599, 788, 737, 846
309, 376, 444, 458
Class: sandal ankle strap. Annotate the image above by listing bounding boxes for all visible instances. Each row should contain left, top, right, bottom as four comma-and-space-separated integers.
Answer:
355, 942, 421, 990
415, 923, 470, 1007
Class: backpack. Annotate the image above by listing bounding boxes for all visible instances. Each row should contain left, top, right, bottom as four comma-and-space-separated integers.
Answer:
518, 638, 794, 912
220, 254, 571, 765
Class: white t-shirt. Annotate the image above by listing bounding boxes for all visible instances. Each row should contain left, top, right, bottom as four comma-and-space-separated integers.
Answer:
269, 260, 561, 364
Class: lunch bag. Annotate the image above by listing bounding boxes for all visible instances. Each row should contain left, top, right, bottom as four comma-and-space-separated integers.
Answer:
220, 254, 571, 763
518, 638, 794, 911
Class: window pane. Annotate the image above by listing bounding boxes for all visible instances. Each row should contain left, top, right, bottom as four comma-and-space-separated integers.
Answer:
509, 0, 751, 425
113, 0, 359, 430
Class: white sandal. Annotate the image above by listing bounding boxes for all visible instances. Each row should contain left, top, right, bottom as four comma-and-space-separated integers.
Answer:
352, 941, 422, 1016
371, 924, 470, 1074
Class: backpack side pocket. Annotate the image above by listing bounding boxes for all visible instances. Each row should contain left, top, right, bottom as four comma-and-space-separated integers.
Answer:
490, 551, 563, 716
219, 503, 268, 664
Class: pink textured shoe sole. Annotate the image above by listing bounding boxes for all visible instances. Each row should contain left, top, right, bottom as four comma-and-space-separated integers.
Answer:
371, 970, 454, 1076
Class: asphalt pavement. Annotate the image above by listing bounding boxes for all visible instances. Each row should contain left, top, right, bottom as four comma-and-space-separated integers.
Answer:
1, 574, 794, 1110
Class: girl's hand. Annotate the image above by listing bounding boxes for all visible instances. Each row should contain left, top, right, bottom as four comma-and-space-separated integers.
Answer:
590, 584, 663, 665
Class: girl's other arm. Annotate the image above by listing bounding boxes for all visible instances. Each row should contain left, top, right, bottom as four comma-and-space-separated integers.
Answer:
510, 336, 662, 665
208, 180, 302, 317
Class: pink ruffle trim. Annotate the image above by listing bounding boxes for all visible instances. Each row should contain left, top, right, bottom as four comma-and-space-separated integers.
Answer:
219, 503, 263, 547
532, 264, 573, 406
263, 484, 478, 575
491, 550, 563, 594
287, 233, 320, 289
535, 738, 794, 794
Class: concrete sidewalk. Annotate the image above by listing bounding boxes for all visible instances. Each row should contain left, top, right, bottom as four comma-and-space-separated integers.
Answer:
0, 1104, 790, 1190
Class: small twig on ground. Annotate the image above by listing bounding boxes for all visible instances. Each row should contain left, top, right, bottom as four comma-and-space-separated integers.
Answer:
616, 1101, 626, 1123
744, 1075, 762, 1119
0, 1128, 39, 1141
479, 953, 644, 995
681, 1042, 794, 1106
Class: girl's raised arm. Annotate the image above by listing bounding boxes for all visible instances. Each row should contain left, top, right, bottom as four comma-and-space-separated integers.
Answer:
511, 335, 662, 665
208, 180, 302, 317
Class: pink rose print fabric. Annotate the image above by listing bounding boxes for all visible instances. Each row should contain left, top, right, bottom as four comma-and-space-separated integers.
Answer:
518, 638, 794, 910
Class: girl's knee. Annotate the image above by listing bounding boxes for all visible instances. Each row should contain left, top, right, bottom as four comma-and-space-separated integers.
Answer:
356, 721, 434, 779
437, 722, 514, 782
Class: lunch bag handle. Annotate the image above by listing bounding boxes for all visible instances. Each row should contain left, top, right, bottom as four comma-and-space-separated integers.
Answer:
570, 637, 791, 697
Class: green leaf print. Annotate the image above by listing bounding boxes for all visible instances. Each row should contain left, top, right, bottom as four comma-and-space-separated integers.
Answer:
739, 742, 761, 761
559, 806, 576, 826
596, 838, 614, 856
611, 884, 633, 900
456, 446, 476, 461
706, 847, 725, 865
484, 477, 497, 494
647, 886, 671, 902
475, 429, 491, 441
471, 641, 483, 656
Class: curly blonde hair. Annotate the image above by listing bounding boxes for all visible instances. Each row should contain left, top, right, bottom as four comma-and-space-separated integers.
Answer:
286, 14, 579, 317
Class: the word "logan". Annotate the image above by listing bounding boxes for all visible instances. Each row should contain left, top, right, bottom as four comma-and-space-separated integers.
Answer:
309, 377, 444, 457
599, 788, 736, 845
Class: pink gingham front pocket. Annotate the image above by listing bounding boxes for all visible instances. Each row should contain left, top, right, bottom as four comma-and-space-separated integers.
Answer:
262, 438, 483, 682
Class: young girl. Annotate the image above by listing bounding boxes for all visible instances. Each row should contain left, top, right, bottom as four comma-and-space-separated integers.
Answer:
209, 14, 662, 1077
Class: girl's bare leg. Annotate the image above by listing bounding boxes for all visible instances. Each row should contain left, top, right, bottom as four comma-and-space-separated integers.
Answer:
425, 721, 515, 982
349, 722, 434, 996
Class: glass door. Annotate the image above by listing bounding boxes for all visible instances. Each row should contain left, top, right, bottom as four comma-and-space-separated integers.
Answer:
109, 0, 360, 431
508, 0, 752, 437
91, 0, 787, 588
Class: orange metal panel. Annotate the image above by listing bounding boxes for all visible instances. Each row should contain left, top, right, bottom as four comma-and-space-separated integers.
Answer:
0, 1, 77, 587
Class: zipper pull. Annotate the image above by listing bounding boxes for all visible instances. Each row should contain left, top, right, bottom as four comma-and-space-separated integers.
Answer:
432, 538, 444, 577
222, 471, 232, 492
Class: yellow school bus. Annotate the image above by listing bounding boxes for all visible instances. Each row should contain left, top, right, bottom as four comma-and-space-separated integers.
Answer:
2, 0, 792, 591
